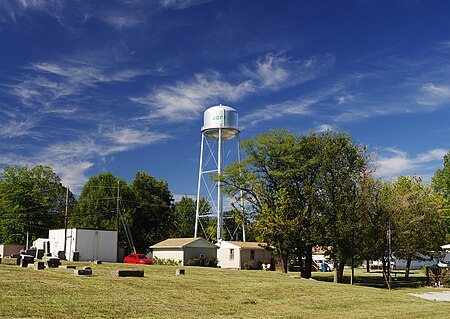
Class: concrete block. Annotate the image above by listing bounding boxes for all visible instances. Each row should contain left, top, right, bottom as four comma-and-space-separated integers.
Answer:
36, 249, 44, 259
74, 267, 93, 276
61, 265, 76, 269
112, 270, 144, 277
176, 269, 186, 275
57, 251, 66, 260
34, 262, 45, 270
83, 266, 92, 275
45, 257, 61, 268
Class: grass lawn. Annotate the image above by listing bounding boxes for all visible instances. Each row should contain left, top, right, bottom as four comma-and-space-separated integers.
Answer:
0, 259, 449, 319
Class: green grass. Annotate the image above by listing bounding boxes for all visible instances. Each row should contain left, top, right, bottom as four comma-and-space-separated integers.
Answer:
0, 259, 449, 319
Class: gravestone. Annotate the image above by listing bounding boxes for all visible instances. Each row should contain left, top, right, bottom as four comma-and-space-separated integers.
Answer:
176, 269, 186, 276
83, 266, 92, 275
20, 255, 35, 268
112, 270, 144, 277
74, 266, 93, 276
45, 257, 61, 268
34, 261, 45, 270
36, 249, 44, 259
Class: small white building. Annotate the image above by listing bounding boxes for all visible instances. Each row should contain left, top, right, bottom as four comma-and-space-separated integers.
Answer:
48, 228, 117, 262
217, 241, 272, 270
150, 237, 217, 266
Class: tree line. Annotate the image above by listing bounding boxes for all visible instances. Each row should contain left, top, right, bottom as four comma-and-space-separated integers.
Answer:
0, 129, 448, 283
0, 167, 207, 254
220, 130, 449, 283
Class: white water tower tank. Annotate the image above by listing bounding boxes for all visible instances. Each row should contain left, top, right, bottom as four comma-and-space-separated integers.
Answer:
202, 104, 239, 140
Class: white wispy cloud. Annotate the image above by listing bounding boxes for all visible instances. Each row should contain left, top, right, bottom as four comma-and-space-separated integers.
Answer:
131, 72, 255, 121
315, 124, 335, 132
240, 84, 342, 127
416, 82, 450, 107
0, 126, 171, 194
242, 53, 336, 91
103, 128, 171, 146
335, 94, 354, 105
158, 0, 213, 10
132, 53, 335, 122
375, 147, 448, 179
0, 118, 40, 138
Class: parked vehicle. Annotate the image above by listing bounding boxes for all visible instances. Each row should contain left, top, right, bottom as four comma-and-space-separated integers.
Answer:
123, 253, 153, 265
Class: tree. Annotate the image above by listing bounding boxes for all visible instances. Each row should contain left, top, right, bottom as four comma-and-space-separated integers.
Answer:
0, 165, 75, 244
70, 172, 129, 231
173, 196, 213, 239
432, 151, 450, 242
355, 175, 390, 273
387, 175, 446, 279
314, 131, 368, 283
173, 196, 196, 238
128, 171, 174, 252
221, 130, 301, 273
221, 129, 370, 280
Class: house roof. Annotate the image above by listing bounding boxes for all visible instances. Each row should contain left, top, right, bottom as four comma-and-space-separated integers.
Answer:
222, 241, 269, 250
150, 237, 216, 249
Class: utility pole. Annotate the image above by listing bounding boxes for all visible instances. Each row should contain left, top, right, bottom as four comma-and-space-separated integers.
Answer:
63, 186, 69, 260
116, 180, 120, 262
387, 218, 392, 285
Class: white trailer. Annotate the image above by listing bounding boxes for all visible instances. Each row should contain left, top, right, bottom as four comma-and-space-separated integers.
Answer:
48, 228, 117, 262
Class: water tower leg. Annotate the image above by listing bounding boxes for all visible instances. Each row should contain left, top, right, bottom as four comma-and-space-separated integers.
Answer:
217, 128, 223, 242
194, 134, 205, 238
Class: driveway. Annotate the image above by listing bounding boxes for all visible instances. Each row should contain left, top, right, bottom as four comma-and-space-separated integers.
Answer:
409, 291, 450, 302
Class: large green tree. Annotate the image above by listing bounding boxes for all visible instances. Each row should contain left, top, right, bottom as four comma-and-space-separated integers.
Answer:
173, 196, 211, 238
221, 130, 329, 275
432, 150, 450, 242
0, 165, 75, 244
386, 175, 446, 279
316, 131, 368, 283
70, 172, 129, 231
128, 171, 174, 252
221, 130, 302, 273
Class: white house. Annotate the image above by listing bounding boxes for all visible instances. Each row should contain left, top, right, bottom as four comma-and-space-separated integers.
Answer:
150, 237, 217, 266
48, 228, 117, 262
217, 241, 272, 270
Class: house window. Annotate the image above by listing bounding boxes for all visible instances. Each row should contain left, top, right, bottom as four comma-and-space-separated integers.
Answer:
229, 249, 235, 261
198, 253, 205, 258
250, 250, 255, 260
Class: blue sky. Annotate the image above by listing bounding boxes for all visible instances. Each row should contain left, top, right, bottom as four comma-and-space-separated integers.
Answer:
0, 0, 449, 198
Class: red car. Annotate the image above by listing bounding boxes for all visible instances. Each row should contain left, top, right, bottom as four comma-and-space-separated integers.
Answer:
123, 253, 153, 265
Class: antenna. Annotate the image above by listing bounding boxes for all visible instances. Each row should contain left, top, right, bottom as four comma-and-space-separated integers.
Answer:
194, 104, 243, 242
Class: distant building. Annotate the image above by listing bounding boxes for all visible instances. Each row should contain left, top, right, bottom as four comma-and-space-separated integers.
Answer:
47, 228, 117, 262
0, 244, 24, 258
150, 237, 217, 266
217, 241, 272, 270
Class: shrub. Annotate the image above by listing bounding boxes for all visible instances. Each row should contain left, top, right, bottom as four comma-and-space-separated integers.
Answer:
152, 257, 181, 266
242, 262, 253, 270
186, 257, 218, 267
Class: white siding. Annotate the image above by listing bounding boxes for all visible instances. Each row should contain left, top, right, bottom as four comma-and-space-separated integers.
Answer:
48, 229, 117, 262
153, 249, 184, 265
240, 249, 272, 269
217, 242, 241, 269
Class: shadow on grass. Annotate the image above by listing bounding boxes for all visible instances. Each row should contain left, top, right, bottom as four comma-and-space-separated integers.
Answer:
311, 270, 427, 290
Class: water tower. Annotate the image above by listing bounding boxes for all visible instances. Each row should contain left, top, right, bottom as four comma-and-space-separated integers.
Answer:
194, 104, 242, 242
